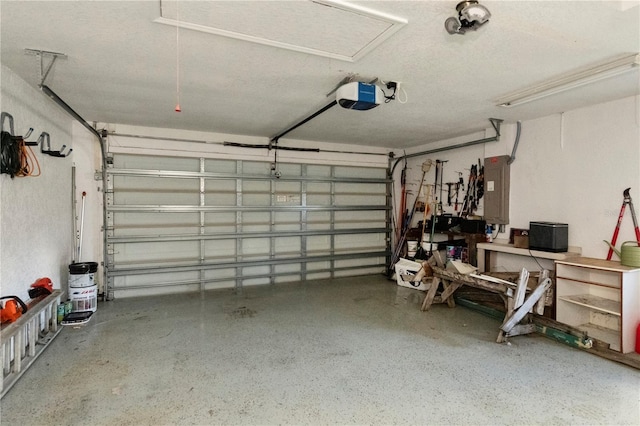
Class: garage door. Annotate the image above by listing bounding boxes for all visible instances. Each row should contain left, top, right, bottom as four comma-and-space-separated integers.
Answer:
105, 153, 391, 298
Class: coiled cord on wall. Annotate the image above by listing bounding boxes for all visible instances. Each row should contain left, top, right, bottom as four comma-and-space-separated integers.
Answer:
1, 131, 40, 178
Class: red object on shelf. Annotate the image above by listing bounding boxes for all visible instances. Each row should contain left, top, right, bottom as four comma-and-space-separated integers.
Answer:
636, 323, 640, 354
31, 277, 53, 292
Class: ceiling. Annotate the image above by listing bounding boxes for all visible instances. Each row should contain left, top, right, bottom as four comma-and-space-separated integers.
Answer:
1, 1, 639, 149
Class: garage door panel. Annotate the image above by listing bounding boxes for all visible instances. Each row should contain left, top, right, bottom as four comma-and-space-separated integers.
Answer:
204, 239, 237, 259
106, 153, 390, 297
204, 179, 237, 205
114, 176, 200, 205
334, 211, 386, 229
243, 180, 271, 206
242, 212, 272, 232
203, 268, 236, 281
204, 159, 237, 174
334, 166, 385, 179
114, 241, 200, 266
113, 212, 201, 236
273, 212, 302, 231
204, 212, 237, 232
114, 154, 198, 171
307, 212, 331, 230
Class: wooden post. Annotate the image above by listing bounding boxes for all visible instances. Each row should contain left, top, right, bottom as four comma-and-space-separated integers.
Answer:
501, 277, 552, 333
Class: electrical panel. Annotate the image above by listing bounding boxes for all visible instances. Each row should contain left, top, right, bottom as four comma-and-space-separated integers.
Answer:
483, 155, 510, 225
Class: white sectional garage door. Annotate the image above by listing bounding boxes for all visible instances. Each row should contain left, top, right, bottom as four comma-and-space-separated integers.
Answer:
105, 153, 391, 298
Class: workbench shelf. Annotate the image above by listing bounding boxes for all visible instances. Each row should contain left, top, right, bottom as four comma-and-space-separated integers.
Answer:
555, 257, 640, 353
557, 294, 620, 316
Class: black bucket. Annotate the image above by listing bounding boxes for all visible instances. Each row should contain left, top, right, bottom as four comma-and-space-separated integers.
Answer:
69, 262, 98, 274
68, 262, 98, 288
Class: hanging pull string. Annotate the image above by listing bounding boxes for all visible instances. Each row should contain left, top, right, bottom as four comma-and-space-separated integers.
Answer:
175, 0, 181, 112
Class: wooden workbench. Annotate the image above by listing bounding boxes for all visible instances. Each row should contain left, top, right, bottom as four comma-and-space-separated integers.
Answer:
477, 241, 581, 272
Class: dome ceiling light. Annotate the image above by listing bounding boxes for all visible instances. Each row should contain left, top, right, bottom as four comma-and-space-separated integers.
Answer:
445, 1, 491, 35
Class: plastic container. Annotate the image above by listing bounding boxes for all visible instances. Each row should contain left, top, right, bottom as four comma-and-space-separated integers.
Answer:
68, 262, 98, 288
70, 285, 98, 312
57, 304, 65, 323
620, 241, 640, 268
407, 240, 418, 257
422, 242, 438, 253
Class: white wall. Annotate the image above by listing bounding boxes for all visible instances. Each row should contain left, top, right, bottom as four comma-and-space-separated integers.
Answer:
395, 95, 640, 271
510, 97, 640, 258
1, 65, 75, 299
71, 121, 103, 289
3, 62, 638, 299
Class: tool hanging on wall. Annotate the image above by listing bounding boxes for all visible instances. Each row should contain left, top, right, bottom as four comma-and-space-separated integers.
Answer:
433, 160, 439, 211
438, 160, 448, 214
454, 172, 464, 211
396, 157, 408, 241
460, 164, 477, 217
446, 182, 453, 207
606, 187, 640, 260
459, 159, 485, 217
476, 159, 485, 202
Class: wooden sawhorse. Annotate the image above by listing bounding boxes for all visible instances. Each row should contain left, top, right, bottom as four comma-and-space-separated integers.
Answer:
420, 253, 552, 343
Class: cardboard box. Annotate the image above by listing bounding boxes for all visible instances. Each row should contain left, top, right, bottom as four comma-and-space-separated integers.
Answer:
514, 235, 529, 248
509, 228, 529, 244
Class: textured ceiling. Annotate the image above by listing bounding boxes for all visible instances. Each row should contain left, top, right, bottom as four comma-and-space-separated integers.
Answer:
1, 1, 639, 149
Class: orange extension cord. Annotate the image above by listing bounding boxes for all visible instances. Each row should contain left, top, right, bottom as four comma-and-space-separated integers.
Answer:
15, 138, 40, 177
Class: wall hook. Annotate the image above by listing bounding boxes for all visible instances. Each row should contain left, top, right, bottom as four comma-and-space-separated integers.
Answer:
40, 132, 72, 157
1, 113, 38, 145
1, 112, 15, 135
22, 128, 40, 146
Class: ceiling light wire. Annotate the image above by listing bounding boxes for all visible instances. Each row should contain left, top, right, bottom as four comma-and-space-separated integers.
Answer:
396, 86, 408, 104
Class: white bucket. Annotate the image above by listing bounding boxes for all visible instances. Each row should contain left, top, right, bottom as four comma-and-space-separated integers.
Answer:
70, 285, 97, 312
69, 272, 94, 288
407, 240, 418, 257
422, 242, 438, 252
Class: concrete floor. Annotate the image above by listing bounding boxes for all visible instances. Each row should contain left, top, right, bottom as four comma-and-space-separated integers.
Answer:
1, 274, 639, 425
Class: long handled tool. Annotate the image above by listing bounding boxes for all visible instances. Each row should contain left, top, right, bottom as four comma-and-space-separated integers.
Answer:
606, 187, 640, 260
389, 161, 433, 275
395, 158, 407, 241
460, 164, 477, 217
77, 191, 87, 262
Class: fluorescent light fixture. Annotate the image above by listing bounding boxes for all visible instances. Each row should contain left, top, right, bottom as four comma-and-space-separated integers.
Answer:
496, 53, 640, 107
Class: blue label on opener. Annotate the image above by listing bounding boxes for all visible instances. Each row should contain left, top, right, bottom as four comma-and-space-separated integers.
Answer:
357, 83, 376, 103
